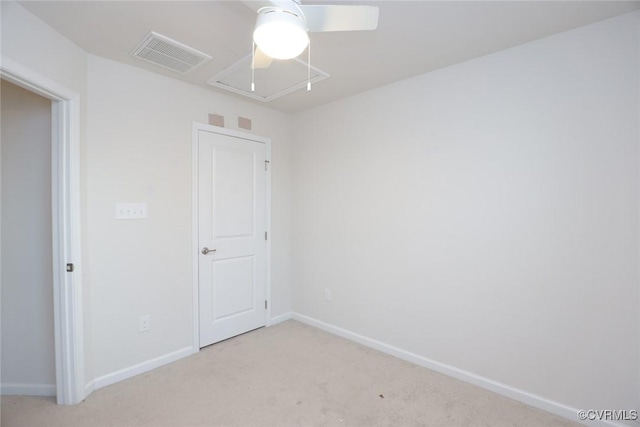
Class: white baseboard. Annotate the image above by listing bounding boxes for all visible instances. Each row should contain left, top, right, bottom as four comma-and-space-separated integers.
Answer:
1, 383, 56, 396
269, 311, 292, 326
291, 313, 626, 427
92, 346, 194, 391
84, 381, 95, 399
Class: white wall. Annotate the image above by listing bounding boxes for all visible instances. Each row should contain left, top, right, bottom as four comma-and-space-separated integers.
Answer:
1, 80, 55, 394
0, 0, 86, 95
85, 55, 292, 380
292, 10, 639, 420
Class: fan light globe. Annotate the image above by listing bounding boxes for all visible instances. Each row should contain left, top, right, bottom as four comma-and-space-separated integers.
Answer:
253, 9, 309, 60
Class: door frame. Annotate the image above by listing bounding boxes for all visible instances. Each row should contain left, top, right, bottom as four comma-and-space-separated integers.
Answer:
191, 122, 272, 353
1, 57, 85, 404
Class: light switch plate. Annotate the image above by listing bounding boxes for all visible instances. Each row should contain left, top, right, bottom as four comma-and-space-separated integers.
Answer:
115, 203, 147, 220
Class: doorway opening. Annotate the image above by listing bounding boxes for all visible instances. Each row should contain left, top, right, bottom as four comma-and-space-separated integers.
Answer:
1, 80, 56, 397
0, 58, 84, 405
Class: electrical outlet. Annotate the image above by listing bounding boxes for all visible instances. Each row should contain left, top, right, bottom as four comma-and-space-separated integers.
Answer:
323, 288, 331, 301
139, 315, 150, 332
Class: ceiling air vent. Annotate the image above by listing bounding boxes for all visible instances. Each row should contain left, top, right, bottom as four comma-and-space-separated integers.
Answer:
131, 32, 211, 74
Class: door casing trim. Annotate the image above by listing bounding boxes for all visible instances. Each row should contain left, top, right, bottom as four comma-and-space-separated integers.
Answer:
191, 122, 272, 353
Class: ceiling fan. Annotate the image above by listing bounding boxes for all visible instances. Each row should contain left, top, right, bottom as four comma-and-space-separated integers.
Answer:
243, 0, 379, 69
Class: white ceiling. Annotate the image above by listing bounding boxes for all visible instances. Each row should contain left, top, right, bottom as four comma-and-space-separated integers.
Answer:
18, 0, 640, 113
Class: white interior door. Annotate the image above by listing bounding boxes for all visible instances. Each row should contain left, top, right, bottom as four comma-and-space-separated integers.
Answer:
198, 128, 267, 348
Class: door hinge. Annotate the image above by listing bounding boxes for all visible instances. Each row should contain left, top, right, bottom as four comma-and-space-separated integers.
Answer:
265, 231, 268, 241
66, 263, 74, 272
265, 300, 268, 309
265, 160, 270, 171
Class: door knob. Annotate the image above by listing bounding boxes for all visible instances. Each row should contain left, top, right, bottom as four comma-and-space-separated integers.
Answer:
201, 247, 217, 255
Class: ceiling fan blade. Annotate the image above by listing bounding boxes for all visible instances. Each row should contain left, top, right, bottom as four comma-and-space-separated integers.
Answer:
301, 5, 379, 32
241, 1, 277, 13
242, 0, 298, 13
252, 47, 274, 69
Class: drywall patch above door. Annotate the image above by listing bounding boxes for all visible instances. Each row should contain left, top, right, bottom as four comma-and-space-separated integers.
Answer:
209, 114, 225, 127
131, 32, 212, 74
207, 54, 329, 102
238, 116, 252, 131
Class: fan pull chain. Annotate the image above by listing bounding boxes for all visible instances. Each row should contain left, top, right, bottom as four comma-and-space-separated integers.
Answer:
307, 39, 311, 92
251, 41, 256, 92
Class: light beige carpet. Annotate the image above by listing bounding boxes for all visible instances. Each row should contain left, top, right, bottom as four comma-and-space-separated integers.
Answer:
1, 320, 579, 427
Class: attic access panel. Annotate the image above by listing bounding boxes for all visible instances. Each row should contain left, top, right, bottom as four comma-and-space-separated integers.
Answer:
207, 54, 329, 103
